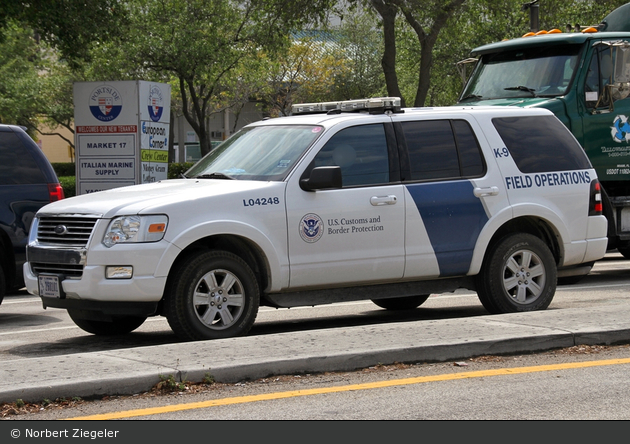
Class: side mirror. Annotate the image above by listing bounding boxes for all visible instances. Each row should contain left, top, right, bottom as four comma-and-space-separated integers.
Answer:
299, 166, 343, 191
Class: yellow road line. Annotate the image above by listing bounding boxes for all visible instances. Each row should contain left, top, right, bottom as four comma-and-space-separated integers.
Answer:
66, 357, 630, 420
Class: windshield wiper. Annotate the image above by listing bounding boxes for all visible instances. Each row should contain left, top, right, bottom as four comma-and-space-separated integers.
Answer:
504, 86, 537, 97
459, 94, 483, 102
194, 172, 234, 180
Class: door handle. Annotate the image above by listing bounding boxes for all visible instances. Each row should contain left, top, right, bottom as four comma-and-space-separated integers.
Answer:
473, 186, 499, 197
370, 195, 398, 206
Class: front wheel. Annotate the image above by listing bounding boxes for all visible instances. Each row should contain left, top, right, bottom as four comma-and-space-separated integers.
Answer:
165, 250, 260, 341
371, 295, 430, 310
68, 310, 146, 335
476, 233, 557, 314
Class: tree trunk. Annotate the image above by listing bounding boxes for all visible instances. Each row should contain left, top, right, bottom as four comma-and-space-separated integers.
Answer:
414, 38, 434, 107
398, 0, 467, 107
371, 0, 405, 106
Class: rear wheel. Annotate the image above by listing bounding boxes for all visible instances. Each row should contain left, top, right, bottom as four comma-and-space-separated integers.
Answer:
616, 245, 630, 259
68, 310, 146, 335
0, 264, 5, 305
165, 250, 260, 341
371, 295, 430, 310
476, 233, 556, 314
557, 275, 586, 285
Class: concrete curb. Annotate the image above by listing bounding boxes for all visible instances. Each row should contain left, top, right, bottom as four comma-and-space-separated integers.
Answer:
2, 304, 630, 403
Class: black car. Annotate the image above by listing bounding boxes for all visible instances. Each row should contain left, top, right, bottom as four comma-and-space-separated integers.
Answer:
0, 124, 64, 304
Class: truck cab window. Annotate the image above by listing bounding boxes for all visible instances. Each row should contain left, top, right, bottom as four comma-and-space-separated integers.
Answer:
585, 47, 611, 109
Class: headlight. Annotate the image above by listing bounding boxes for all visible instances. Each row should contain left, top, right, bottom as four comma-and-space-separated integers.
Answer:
102, 215, 168, 248
28, 216, 40, 246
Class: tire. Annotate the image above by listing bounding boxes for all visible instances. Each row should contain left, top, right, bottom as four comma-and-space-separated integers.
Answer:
68, 310, 146, 335
476, 233, 557, 314
0, 264, 5, 306
616, 245, 630, 259
557, 275, 586, 285
371, 294, 430, 310
165, 250, 260, 341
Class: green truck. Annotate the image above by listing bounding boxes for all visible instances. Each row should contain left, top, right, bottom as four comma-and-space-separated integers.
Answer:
458, 2, 630, 263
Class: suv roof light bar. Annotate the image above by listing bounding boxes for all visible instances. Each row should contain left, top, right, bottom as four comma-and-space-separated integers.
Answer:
291, 97, 403, 115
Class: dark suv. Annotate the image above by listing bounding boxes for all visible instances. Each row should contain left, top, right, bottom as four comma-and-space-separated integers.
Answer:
0, 124, 64, 304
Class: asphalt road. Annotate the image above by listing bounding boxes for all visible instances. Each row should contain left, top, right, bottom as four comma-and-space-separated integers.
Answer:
1, 251, 628, 361
1, 251, 629, 411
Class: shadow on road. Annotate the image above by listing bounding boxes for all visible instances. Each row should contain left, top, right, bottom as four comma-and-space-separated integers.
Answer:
6, 303, 491, 359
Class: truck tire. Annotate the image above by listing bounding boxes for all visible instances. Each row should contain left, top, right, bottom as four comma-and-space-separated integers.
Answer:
165, 250, 260, 341
476, 233, 557, 314
68, 310, 146, 335
371, 295, 430, 310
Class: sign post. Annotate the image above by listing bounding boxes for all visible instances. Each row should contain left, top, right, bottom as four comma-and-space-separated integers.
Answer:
73, 81, 171, 195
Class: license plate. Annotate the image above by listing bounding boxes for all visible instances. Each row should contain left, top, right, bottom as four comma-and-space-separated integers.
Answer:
38, 275, 63, 298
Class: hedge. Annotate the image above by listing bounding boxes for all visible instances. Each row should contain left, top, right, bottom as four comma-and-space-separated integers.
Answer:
51, 162, 76, 176
53, 162, 196, 199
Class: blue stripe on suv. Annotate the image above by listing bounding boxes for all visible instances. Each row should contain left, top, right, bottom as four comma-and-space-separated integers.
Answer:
406, 180, 489, 276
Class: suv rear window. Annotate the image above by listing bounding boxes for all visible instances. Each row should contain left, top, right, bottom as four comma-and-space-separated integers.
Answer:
0, 131, 47, 185
492, 115, 591, 173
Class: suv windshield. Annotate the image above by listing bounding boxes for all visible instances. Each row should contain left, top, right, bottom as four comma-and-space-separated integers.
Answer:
460, 44, 581, 101
185, 125, 323, 181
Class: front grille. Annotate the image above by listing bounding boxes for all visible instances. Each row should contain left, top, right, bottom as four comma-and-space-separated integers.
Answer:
31, 215, 99, 279
37, 216, 98, 247
30, 262, 84, 278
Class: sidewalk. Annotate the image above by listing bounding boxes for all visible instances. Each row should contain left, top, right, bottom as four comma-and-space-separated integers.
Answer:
2, 302, 630, 403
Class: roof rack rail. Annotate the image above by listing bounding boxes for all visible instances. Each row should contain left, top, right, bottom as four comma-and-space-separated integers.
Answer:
291, 97, 403, 115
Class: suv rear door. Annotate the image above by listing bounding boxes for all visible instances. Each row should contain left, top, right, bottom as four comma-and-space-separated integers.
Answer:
392, 113, 509, 278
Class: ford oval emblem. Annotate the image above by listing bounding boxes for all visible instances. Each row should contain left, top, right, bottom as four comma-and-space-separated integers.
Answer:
54, 225, 68, 235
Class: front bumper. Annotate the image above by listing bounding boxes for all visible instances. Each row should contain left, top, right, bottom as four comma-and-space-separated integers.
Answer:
24, 240, 171, 305
38, 295, 159, 317
24, 261, 168, 301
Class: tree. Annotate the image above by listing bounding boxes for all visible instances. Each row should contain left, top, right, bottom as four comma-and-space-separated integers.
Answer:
0, 0, 126, 67
369, 0, 405, 103
262, 34, 351, 117
100, 0, 338, 157
398, 0, 467, 107
37, 60, 81, 149
261, 7, 387, 116
366, 0, 466, 107
333, 7, 386, 100
0, 22, 44, 132
364, 0, 630, 108
0, 18, 85, 148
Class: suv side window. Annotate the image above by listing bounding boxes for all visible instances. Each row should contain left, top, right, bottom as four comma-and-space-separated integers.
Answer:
0, 130, 47, 185
313, 124, 389, 186
400, 119, 485, 181
492, 115, 591, 173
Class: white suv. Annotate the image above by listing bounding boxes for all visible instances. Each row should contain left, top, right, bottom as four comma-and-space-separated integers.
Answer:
24, 98, 608, 341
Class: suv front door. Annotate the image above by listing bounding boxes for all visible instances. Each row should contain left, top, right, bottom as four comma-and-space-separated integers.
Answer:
286, 122, 406, 288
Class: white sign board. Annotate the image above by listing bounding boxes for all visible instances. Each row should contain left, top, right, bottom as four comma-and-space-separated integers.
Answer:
74, 81, 171, 194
